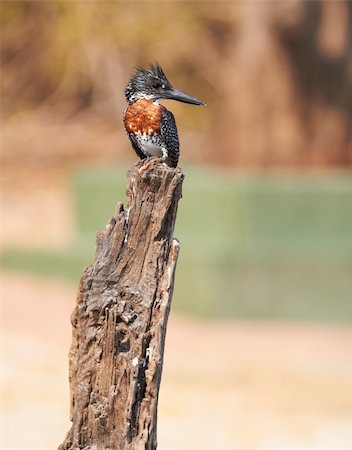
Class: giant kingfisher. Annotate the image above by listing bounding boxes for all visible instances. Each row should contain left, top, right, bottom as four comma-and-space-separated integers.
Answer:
123, 64, 204, 168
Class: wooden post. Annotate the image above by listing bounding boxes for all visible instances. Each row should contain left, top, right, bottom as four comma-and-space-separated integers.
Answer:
59, 159, 184, 450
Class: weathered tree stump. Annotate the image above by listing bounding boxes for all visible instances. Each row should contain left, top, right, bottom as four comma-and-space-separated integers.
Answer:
59, 159, 184, 450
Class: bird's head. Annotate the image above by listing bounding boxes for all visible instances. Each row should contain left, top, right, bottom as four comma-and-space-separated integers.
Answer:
125, 63, 204, 106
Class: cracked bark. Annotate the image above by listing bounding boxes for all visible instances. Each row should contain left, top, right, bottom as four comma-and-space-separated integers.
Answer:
59, 159, 184, 450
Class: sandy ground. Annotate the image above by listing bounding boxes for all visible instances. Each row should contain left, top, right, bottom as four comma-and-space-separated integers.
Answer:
1, 271, 352, 450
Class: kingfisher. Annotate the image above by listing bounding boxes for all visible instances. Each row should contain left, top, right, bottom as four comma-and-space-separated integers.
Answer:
123, 64, 204, 168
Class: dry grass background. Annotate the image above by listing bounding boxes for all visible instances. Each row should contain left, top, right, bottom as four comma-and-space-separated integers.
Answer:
1, 1, 351, 171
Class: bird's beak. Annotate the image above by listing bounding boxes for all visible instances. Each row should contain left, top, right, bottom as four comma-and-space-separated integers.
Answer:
163, 87, 205, 106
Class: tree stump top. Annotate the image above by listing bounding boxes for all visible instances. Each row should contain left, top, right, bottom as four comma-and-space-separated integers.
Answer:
60, 159, 184, 450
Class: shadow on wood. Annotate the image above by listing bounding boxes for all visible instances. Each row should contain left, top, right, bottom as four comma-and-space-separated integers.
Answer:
59, 159, 184, 450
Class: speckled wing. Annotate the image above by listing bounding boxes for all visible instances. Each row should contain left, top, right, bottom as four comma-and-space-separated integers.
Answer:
160, 108, 180, 168
127, 133, 147, 160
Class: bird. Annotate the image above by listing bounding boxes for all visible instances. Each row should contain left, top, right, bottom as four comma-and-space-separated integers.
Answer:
123, 63, 204, 168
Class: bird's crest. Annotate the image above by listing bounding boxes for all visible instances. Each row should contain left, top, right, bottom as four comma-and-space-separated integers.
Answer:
125, 63, 172, 104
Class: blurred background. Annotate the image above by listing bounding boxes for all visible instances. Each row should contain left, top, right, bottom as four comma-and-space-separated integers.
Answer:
1, 1, 352, 449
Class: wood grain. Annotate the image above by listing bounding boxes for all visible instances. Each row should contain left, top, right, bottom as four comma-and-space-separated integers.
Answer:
59, 159, 183, 450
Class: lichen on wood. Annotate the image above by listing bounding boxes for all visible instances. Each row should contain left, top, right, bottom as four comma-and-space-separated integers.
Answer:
59, 159, 184, 450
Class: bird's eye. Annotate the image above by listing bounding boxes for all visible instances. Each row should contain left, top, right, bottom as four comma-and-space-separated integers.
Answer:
161, 84, 166, 89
